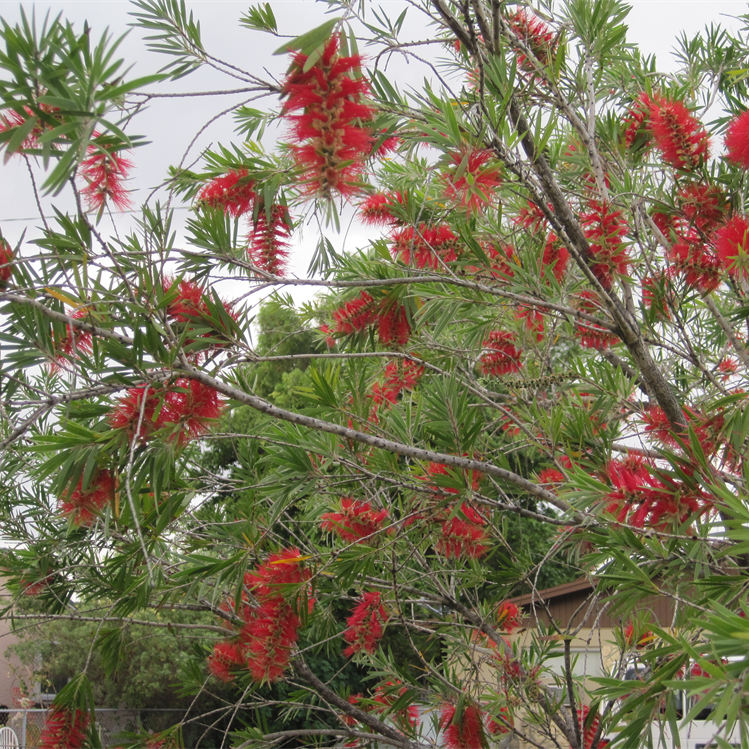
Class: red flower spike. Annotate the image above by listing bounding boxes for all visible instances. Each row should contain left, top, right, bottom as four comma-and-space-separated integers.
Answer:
80, 141, 133, 212
725, 109, 749, 169
281, 35, 374, 199
580, 201, 630, 289
383, 360, 424, 393
58, 469, 114, 526
622, 92, 664, 150
358, 192, 406, 226
442, 148, 502, 216
248, 205, 291, 276
717, 357, 738, 381
392, 224, 461, 269
575, 291, 619, 350
40, 707, 90, 749
321, 498, 389, 544
539, 467, 565, 484
576, 706, 604, 749
109, 385, 171, 442
0, 102, 61, 154
162, 378, 225, 446
426, 461, 481, 495
487, 708, 513, 735
372, 682, 419, 730
439, 704, 486, 749
542, 234, 570, 282
199, 170, 256, 217
507, 10, 556, 71
516, 306, 544, 341
163, 277, 238, 345
649, 98, 710, 171
624, 622, 655, 649
343, 591, 387, 657
667, 238, 722, 293
245, 547, 312, 599
714, 215, 749, 281
0, 240, 14, 284
243, 598, 301, 682
332, 291, 378, 334
642, 273, 674, 320
436, 503, 489, 559
51, 308, 94, 370
479, 330, 522, 376
207, 640, 245, 682
378, 304, 411, 346
496, 601, 521, 633
515, 200, 549, 234
677, 183, 728, 232
465, 242, 515, 282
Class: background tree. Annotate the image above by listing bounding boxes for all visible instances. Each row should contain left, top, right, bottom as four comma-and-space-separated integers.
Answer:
0, 2, 748, 749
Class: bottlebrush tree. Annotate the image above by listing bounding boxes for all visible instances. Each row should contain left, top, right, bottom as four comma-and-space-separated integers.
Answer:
4, 1, 749, 749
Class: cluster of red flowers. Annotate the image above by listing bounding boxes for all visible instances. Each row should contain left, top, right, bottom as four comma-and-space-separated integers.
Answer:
0, 102, 59, 153
507, 9, 556, 71
464, 242, 516, 282
725, 110, 749, 169
39, 707, 89, 749
343, 591, 387, 657
677, 183, 728, 232
436, 503, 489, 559
575, 291, 619, 350
623, 621, 655, 649
425, 460, 482, 496
515, 200, 549, 234
321, 498, 389, 544
331, 291, 378, 334
330, 292, 413, 347
641, 272, 675, 319
0, 240, 14, 284
199, 170, 291, 275
163, 277, 238, 345
371, 681, 419, 731
538, 456, 572, 486
358, 191, 407, 226
515, 306, 544, 342
478, 330, 522, 376
576, 706, 608, 749
580, 201, 630, 289
58, 469, 114, 526
603, 455, 713, 529
496, 601, 521, 633
79, 136, 133, 212
714, 215, 749, 281
391, 224, 461, 269
208, 548, 312, 683
281, 35, 373, 199
441, 148, 502, 215
439, 703, 486, 749
108, 378, 224, 446
378, 303, 411, 346
542, 234, 570, 282
248, 205, 291, 276
624, 93, 709, 170
51, 308, 94, 371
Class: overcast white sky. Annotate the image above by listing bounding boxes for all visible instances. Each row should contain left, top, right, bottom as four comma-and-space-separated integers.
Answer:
0, 0, 746, 307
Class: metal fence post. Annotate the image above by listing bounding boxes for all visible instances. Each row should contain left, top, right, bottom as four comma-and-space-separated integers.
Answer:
20, 710, 26, 749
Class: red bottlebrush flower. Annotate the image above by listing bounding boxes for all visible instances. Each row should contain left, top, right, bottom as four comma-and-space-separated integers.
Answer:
372, 682, 419, 730
248, 204, 291, 276
668, 237, 722, 293
622, 92, 664, 150
576, 706, 602, 749
358, 192, 405, 226
479, 330, 522, 376
542, 234, 569, 282
321, 497, 389, 544
641, 406, 682, 449
319, 324, 336, 348
717, 357, 739, 381
507, 10, 556, 71
282, 35, 373, 199
51, 308, 94, 370
580, 201, 630, 289
426, 461, 481, 495
496, 601, 521, 633
436, 503, 489, 559
602, 456, 661, 526
574, 291, 619, 350
79, 139, 133, 212
163, 278, 238, 345
40, 707, 90, 749
162, 379, 225, 445
649, 98, 710, 171
440, 704, 485, 749
207, 640, 245, 682
0, 102, 60, 154
378, 304, 411, 346
199, 170, 256, 217
109, 385, 171, 442
725, 109, 749, 169
442, 148, 502, 215
623, 622, 655, 649
466, 242, 515, 282
245, 547, 312, 599
539, 467, 565, 484
383, 359, 424, 393
58, 469, 114, 526
332, 291, 378, 334
516, 306, 544, 342
677, 183, 728, 232
391, 224, 461, 269
243, 597, 301, 682
515, 200, 549, 234
714, 215, 749, 281
343, 591, 387, 657
0, 240, 14, 284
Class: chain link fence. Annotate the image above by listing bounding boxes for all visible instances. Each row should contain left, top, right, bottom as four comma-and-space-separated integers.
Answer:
3, 709, 226, 749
